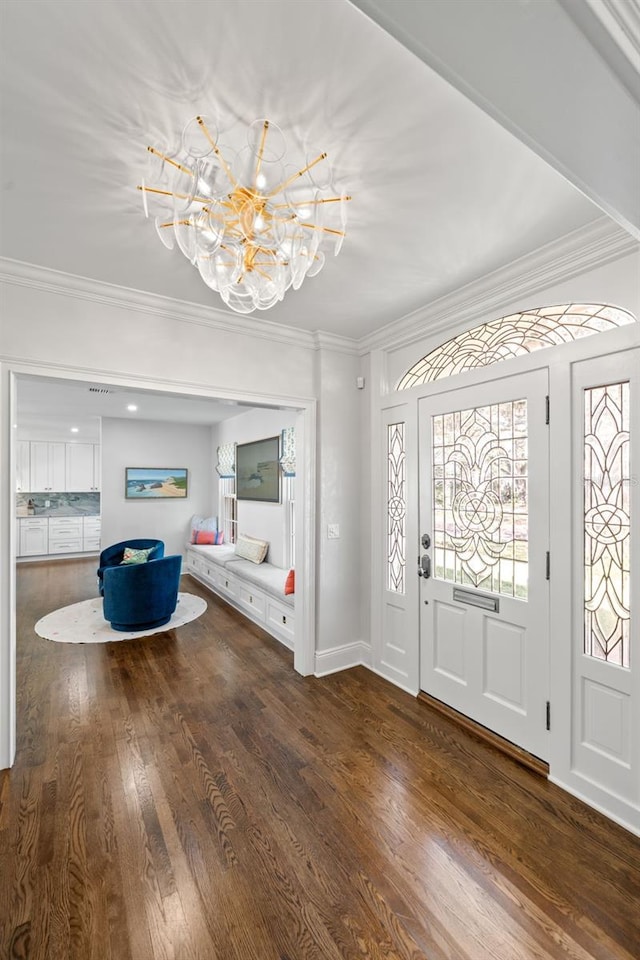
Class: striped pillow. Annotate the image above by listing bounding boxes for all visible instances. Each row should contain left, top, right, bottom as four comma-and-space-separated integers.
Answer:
235, 534, 268, 564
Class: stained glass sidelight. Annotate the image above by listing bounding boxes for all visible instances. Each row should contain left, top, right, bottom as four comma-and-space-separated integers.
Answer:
584, 382, 631, 667
432, 401, 528, 599
387, 423, 406, 593
398, 304, 636, 389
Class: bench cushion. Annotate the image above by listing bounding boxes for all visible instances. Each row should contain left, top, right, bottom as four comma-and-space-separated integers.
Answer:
186, 544, 294, 607
224, 558, 294, 606
187, 544, 237, 566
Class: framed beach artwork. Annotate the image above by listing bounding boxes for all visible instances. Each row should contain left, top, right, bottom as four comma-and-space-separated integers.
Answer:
125, 468, 188, 499
236, 436, 280, 503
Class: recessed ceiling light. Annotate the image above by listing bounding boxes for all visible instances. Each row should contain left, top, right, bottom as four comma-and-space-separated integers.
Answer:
127, 404, 138, 412
70, 427, 79, 433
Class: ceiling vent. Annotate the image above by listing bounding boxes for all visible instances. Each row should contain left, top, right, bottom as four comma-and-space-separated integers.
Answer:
88, 387, 114, 395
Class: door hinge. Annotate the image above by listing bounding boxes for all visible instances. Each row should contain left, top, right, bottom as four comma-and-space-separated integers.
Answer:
545, 551, 550, 580
545, 395, 550, 425
546, 701, 551, 731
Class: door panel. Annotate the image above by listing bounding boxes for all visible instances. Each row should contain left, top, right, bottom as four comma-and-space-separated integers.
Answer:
419, 369, 549, 760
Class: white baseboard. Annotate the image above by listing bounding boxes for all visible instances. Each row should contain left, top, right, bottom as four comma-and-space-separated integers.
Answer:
549, 774, 640, 838
314, 640, 371, 677
17, 551, 99, 563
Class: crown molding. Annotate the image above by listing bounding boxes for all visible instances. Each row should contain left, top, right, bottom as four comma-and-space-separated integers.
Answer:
0, 258, 318, 352
1, 217, 637, 360
565, 0, 640, 103
358, 217, 639, 355
313, 331, 360, 355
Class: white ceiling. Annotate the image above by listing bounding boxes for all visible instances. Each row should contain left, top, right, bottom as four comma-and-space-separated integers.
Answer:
0, 0, 600, 340
15, 375, 265, 439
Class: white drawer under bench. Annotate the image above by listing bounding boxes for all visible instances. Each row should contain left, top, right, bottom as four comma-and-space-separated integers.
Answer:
184, 544, 294, 650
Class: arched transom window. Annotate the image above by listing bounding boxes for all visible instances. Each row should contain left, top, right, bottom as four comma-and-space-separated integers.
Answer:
397, 303, 636, 390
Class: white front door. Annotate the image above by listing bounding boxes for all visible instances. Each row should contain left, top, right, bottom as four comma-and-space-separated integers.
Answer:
419, 369, 550, 760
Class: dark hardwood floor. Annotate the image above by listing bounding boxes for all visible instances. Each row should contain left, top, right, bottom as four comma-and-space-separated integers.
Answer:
1, 559, 639, 959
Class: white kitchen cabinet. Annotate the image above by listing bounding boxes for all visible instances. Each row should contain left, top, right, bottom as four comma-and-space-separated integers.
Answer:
19, 439, 101, 493
16, 441, 31, 492
92, 444, 101, 491
30, 442, 66, 492
18, 517, 49, 556
65, 442, 100, 491
66, 443, 94, 491
17, 515, 101, 558
48, 516, 83, 554
82, 516, 101, 551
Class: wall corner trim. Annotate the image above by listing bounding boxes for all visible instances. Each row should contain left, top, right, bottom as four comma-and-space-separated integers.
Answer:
314, 640, 371, 677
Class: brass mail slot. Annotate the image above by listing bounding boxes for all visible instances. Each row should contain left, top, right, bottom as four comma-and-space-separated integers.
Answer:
452, 587, 499, 613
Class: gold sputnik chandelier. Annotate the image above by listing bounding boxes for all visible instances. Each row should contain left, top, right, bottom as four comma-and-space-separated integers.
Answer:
138, 116, 350, 314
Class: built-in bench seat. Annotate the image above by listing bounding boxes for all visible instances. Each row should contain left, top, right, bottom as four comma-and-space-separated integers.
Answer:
184, 543, 294, 649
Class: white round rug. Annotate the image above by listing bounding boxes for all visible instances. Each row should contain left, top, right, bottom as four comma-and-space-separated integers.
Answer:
35, 592, 207, 644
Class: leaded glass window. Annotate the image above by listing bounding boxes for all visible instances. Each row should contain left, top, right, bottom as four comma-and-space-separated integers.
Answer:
584, 382, 630, 667
433, 401, 528, 599
398, 304, 636, 389
387, 423, 406, 593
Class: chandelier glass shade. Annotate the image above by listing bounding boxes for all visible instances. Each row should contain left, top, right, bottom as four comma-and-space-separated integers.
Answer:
138, 116, 350, 314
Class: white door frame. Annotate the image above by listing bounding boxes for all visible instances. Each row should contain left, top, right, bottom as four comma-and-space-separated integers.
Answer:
0, 360, 317, 770
371, 323, 640, 831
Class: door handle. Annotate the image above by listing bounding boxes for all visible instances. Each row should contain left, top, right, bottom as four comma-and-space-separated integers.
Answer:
418, 554, 431, 579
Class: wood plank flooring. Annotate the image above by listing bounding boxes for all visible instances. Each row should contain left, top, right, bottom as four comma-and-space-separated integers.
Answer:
1, 558, 639, 959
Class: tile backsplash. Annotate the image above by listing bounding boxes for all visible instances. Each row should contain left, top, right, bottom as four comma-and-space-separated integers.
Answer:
17, 492, 100, 518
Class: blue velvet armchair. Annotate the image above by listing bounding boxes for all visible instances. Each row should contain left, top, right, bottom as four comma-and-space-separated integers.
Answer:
97, 539, 164, 596
102, 554, 182, 632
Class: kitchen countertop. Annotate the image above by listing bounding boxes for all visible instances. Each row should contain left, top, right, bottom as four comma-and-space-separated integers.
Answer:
17, 507, 101, 518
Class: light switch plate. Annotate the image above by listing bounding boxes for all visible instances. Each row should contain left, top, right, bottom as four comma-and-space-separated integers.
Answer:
327, 523, 340, 540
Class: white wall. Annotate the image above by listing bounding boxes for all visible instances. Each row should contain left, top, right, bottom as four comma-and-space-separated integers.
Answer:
314, 347, 364, 658
213, 407, 297, 568
0, 277, 316, 400
100, 418, 213, 559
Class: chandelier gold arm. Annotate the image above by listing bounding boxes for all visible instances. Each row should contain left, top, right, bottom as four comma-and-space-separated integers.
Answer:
196, 116, 238, 188
272, 196, 352, 209
251, 266, 275, 281
267, 153, 327, 198
146, 146, 194, 177
298, 222, 345, 236
136, 185, 211, 205
253, 119, 269, 190
158, 219, 191, 228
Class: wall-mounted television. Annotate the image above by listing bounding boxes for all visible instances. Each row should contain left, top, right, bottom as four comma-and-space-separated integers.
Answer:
236, 436, 280, 503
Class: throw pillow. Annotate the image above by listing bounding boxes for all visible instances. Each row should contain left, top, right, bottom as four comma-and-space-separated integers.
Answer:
192, 530, 225, 545
192, 530, 216, 545
284, 569, 295, 595
235, 533, 269, 564
120, 546, 153, 565
190, 515, 218, 543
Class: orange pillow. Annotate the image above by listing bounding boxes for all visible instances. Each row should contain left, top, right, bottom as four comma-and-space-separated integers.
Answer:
192, 530, 224, 545
284, 569, 295, 595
